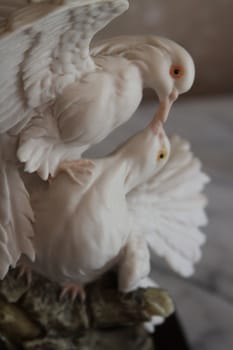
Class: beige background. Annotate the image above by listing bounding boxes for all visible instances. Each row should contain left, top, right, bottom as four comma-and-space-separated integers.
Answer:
97, 0, 233, 96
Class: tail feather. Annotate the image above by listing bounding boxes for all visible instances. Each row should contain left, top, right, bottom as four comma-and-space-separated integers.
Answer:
127, 135, 209, 277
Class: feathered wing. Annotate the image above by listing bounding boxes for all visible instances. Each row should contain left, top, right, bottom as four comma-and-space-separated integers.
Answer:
91, 35, 146, 56
91, 35, 168, 59
0, 0, 129, 133
0, 138, 35, 279
127, 135, 210, 277
0, 0, 129, 276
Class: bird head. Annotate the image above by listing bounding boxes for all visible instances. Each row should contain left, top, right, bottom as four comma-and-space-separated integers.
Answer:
151, 122, 171, 173
120, 120, 171, 192
92, 35, 194, 107
142, 36, 195, 108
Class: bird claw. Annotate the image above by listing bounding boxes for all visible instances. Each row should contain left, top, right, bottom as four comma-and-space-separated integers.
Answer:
60, 284, 86, 303
49, 159, 95, 185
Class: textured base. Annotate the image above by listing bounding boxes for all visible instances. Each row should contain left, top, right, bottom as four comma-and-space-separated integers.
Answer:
14, 327, 154, 350
0, 269, 174, 350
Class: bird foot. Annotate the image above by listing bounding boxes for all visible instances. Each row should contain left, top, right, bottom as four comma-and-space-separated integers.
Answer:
49, 159, 95, 185
17, 264, 32, 286
60, 283, 86, 303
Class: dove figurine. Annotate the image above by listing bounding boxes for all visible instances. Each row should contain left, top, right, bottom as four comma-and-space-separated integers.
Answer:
0, 0, 195, 185
0, 0, 197, 285
21, 109, 209, 298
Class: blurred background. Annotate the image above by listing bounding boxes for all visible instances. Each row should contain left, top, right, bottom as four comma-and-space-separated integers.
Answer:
98, 0, 233, 96
92, 1, 233, 349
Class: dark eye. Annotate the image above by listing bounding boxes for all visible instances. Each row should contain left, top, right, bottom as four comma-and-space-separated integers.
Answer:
157, 149, 168, 161
170, 65, 184, 79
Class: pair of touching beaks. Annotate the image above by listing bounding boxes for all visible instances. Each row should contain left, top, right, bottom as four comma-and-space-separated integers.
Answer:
150, 87, 179, 134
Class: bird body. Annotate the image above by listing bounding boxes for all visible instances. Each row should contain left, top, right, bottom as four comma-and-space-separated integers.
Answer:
17, 31, 195, 179
0, 0, 195, 181
0, 0, 208, 290
30, 158, 131, 285
18, 55, 144, 179
27, 124, 167, 290
54, 56, 143, 148
25, 120, 209, 291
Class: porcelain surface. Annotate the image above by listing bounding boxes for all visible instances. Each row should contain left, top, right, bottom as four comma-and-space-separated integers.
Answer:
87, 95, 233, 350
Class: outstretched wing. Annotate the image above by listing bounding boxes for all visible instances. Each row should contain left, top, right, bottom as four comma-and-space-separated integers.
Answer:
0, 0, 129, 133
127, 135, 210, 277
91, 35, 145, 56
0, 137, 35, 279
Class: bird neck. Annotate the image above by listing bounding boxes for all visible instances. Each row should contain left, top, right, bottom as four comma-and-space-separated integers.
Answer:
131, 60, 153, 89
115, 127, 160, 193
122, 45, 163, 90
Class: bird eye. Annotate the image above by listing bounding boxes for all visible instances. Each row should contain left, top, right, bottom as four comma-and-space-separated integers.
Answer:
157, 149, 168, 161
170, 65, 184, 79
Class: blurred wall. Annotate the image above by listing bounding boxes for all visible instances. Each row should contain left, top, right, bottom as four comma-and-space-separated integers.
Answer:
97, 0, 233, 96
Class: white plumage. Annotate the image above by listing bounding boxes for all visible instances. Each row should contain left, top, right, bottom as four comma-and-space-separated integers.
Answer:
24, 122, 209, 291
0, 0, 207, 290
0, 134, 35, 277
128, 135, 209, 278
0, 0, 131, 278
0, 0, 195, 180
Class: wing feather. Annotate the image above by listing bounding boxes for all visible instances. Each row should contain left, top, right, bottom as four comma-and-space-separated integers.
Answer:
0, 30, 33, 132
0, 155, 35, 279
127, 135, 210, 277
0, 0, 129, 133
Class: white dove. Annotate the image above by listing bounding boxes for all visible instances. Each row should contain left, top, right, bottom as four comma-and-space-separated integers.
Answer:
21, 111, 209, 299
0, 0, 196, 283
0, 0, 195, 185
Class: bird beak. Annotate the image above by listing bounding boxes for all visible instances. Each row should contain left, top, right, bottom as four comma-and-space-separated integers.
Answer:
169, 88, 179, 104
150, 88, 179, 132
150, 112, 162, 134
150, 100, 170, 133
158, 88, 179, 123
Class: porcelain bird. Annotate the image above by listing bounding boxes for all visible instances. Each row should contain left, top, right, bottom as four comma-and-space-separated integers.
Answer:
0, 0, 194, 183
0, 0, 196, 283
21, 115, 209, 297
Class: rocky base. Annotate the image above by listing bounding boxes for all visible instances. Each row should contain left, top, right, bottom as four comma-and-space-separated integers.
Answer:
0, 327, 155, 350
0, 269, 174, 350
